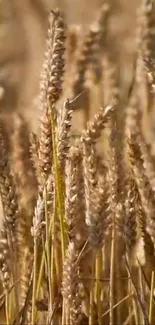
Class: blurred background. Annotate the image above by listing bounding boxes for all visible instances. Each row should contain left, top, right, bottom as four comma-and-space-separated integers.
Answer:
0, 0, 142, 127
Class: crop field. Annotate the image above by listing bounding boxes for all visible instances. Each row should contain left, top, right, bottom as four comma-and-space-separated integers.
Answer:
0, 1, 155, 324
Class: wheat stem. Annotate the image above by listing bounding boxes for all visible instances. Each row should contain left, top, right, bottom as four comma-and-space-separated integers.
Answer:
44, 180, 52, 315
109, 222, 115, 325
50, 108, 67, 261
149, 271, 155, 324
94, 249, 102, 325
31, 237, 38, 324
5, 292, 10, 325
89, 257, 95, 325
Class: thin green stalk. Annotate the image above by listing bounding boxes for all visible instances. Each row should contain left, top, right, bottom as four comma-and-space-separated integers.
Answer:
109, 222, 115, 325
54, 245, 61, 288
115, 236, 122, 324
36, 250, 45, 299
128, 270, 133, 325
51, 194, 62, 295
51, 196, 57, 304
149, 271, 155, 324
31, 237, 38, 324
89, 256, 95, 325
5, 292, 10, 325
50, 107, 67, 262
50, 106, 67, 325
44, 180, 52, 314
36, 212, 54, 301
94, 249, 102, 325
139, 265, 145, 325
7, 230, 19, 323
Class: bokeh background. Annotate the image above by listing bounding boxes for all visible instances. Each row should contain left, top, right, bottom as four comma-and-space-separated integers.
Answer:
0, 0, 142, 127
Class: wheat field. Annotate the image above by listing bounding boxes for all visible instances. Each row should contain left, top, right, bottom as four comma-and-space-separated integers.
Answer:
0, 0, 155, 324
